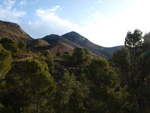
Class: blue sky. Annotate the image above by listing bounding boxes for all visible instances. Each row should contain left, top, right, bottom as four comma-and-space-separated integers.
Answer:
0, 0, 150, 47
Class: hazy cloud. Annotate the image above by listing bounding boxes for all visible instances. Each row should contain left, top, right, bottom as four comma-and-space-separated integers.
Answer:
26, 6, 82, 38
26, 7, 125, 46
0, 0, 26, 22
81, 0, 150, 47
19, 0, 27, 8
79, 12, 127, 47
98, 0, 103, 3
4, 0, 16, 9
50, 5, 61, 12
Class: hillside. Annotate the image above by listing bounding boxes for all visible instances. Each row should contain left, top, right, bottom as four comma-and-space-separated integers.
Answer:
43, 32, 122, 57
49, 42, 74, 56
1, 20, 150, 113
0, 20, 32, 43
0, 20, 122, 57
29, 39, 50, 48
62, 31, 123, 57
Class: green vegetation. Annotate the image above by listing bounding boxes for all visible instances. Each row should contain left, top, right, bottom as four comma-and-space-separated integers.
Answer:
18, 40, 27, 51
0, 44, 12, 79
0, 38, 21, 57
72, 47, 90, 67
0, 29, 150, 113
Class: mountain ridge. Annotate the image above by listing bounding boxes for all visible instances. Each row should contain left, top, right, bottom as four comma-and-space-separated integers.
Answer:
0, 20, 32, 44
0, 20, 122, 57
42, 31, 122, 57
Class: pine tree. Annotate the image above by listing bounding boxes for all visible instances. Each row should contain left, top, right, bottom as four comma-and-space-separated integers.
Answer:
0, 44, 12, 79
3, 59, 56, 113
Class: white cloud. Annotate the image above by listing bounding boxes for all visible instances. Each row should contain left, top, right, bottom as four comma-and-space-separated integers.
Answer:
4, 0, 16, 9
15, 0, 150, 47
121, 0, 150, 31
27, 7, 125, 47
36, 8, 78, 29
27, 6, 82, 38
81, 12, 125, 47
50, 5, 61, 12
98, 0, 103, 3
0, 0, 26, 22
28, 21, 32, 25
79, 0, 150, 47
19, 0, 27, 8
27, 6, 127, 47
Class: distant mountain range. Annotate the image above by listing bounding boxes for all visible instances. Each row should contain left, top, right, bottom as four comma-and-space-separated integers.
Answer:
0, 20, 123, 58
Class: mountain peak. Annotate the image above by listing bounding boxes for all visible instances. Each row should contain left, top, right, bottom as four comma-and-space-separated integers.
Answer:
44, 34, 60, 38
63, 31, 84, 37
62, 31, 87, 42
67, 31, 80, 35
42, 34, 61, 44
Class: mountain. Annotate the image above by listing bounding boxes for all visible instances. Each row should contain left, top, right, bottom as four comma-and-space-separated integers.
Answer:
43, 32, 122, 57
62, 31, 123, 57
0, 20, 32, 43
42, 34, 78, 56
29, 39, 50, 48
0, 20, 122, 57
